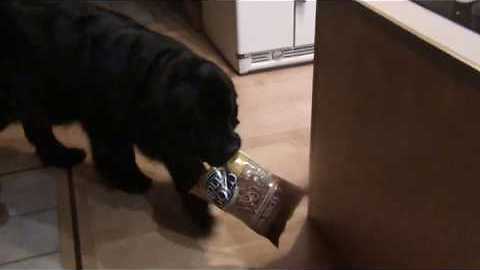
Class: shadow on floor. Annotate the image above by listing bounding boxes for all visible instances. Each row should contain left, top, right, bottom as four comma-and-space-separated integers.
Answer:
265, 221, 333, 269
72, 163, 214, 269
146, 182, 215, 239
72, 163, 214, 244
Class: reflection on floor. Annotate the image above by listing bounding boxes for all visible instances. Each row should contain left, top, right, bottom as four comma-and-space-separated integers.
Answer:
0, 1, 330, 269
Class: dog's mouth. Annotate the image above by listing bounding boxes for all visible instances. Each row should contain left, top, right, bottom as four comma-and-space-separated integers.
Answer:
205, 139, 241, 167
207, 149, 239, 167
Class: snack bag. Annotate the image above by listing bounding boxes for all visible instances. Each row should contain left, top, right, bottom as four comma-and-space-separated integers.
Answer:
191, 151, 305, 246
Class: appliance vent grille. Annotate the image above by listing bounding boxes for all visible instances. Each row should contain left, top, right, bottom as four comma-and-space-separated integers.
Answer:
283, 45, 315, 58
249, 45, 314, 63
251, 52, 272, 63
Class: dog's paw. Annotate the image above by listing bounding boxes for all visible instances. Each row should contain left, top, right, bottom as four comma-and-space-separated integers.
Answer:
191, 211, 215, 236
39, 147, 86, 168
181, 196, 215, 236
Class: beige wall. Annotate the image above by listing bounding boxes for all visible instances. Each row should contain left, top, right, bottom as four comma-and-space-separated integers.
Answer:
309, 1, 480, 268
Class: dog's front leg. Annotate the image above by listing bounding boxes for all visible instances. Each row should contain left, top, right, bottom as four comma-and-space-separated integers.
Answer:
14, 75, 86, 168
22, 117, 86, 168
85, 127, 152, 194
20, 109, 86, 168
164, 158, 214, 234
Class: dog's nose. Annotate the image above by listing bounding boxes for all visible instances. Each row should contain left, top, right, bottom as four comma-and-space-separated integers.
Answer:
208, 134, 242, 166
225, 136, 241, 160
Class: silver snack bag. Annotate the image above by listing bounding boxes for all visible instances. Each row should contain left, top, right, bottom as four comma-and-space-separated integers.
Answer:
191, 151, 305, 246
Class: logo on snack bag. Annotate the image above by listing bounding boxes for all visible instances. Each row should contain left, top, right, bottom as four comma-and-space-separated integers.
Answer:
206, 168, 238, 209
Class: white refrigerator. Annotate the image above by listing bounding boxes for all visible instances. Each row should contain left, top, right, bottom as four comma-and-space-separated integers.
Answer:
202, 0, 316, 74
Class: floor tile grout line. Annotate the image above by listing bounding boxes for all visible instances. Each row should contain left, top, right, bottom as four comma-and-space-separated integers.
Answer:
67, 169, 83, 270
0, 166, 49, 179
7, 207, 57, 219
0, 250, 59, 267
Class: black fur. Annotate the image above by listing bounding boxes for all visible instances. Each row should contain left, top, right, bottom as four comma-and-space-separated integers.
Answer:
0, 1, 241, 230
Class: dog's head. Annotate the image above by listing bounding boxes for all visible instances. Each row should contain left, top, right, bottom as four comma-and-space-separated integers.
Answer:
186, 59, 241, 166
139, 55, 241, 167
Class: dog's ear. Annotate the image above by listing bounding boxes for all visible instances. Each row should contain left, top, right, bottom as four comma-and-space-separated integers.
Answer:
194, 62, 223, 111
195, 61, 217, 80
194, 61, 226, 87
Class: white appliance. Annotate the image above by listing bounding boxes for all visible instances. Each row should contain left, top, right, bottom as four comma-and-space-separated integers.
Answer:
202, 0, 316, 74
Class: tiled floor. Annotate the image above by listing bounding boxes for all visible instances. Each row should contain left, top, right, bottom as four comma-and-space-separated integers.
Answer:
0, 1, 329, 269
0, 154, 66, 269
0, 253, 63, 270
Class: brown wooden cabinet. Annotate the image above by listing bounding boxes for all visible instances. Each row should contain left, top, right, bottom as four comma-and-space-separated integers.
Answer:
182, 0, 202, 32
309, 1, 480, 268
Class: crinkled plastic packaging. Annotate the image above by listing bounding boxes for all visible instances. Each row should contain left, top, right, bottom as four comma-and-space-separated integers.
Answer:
191, 151, 305, 246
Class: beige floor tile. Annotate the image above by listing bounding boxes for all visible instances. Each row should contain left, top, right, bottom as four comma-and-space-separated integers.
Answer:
0, 169, 64, 216
0, 253, 63, 270
235, 66, 313, 141
241, 130, 310, 189
0, 210, 58, 265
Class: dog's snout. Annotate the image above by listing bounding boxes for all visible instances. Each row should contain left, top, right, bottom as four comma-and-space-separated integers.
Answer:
226, 143, 239, 157
230, 133, 241, 151
204, 133, 242, 166
224, 134, 241, 160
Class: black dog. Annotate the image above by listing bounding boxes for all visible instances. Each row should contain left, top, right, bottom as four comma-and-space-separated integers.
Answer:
0, 1, 241, 229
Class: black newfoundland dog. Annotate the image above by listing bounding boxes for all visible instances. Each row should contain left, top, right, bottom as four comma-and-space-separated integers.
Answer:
0, 1, 241, 229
